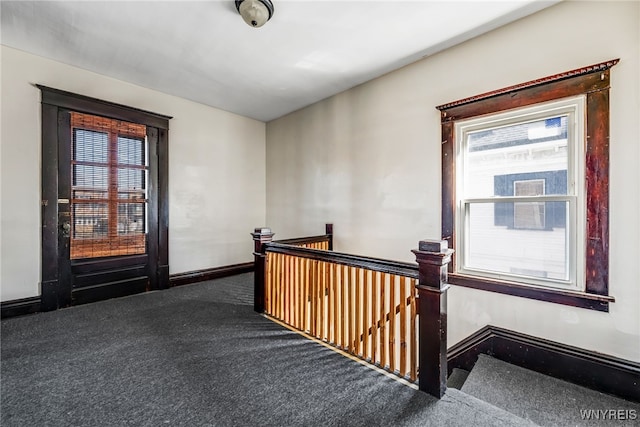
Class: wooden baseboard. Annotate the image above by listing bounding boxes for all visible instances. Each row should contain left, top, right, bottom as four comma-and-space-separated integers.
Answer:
3, 262, 253, 318
71, 277, 148, 306
169, 262, 254, 287
1, 297, 41, 319
447, 325, 640, 402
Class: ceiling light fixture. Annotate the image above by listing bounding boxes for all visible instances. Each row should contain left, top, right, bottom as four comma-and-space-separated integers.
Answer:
235, 0, 274, 28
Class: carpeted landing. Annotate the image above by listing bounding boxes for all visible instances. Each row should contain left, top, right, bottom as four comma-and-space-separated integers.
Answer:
2, 273, 531, 427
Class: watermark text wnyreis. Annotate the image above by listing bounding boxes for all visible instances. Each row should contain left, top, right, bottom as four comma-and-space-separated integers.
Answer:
580, 409, 637, 421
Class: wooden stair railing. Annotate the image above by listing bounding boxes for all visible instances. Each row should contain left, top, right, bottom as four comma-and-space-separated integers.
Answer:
273, 223, 333, 250
251, 226, 453, 399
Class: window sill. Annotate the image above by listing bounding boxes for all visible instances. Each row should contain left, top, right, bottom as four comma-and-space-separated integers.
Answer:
448, 273, 614, 312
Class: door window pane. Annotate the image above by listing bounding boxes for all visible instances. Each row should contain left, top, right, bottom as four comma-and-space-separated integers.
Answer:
70, 112, 148, 259
74, 129, 108, 163
73, 165, 108, 189
117, 168, 145, 191
117, 203, 145, 235
73, 203, 108, 239
117, 136, 144, 165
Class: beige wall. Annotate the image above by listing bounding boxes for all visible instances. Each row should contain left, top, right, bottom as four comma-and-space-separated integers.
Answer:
0, 46, 266, 301
266, 1, 640, 361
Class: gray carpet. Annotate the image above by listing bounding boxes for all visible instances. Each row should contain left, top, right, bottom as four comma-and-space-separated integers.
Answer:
2, 273, 532, 427
461, 354, 640, 427
447, 368, 469, 390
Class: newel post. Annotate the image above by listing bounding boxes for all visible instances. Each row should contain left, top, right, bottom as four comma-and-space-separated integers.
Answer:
325, 223, 334, 250
252, 227, 274, 313
412, 240, 454, 399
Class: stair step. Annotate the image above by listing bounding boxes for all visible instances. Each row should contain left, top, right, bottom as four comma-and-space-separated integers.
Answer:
461, 354, 640, 426
447, 367, 470, 389
443, 388, 537, 426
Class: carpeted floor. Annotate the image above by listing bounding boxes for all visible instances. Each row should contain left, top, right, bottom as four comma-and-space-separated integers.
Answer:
1, 273, 532, 427
461, 354, 640, 427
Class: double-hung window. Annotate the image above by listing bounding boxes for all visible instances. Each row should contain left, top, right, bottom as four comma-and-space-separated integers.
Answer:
438, 60, 618, 311
455, 97, 585, 289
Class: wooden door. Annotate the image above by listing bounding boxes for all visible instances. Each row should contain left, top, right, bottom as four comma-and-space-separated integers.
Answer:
40, 87, 170, 310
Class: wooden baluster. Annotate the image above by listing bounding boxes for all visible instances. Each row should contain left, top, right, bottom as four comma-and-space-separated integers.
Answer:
278, 254, 284, 321
349, 267, 355, 354
356, 268, 363, 357
319, 261, 326, 341
280, 254, 285, 321
284, 255, 289, 324
336, 264, 342, 348
410, 279, 418, 382
303, 258, 310, 332
400, 276, 408, 377
271, 253, 277, 318
283, 255, 287, 322
310, 260, 318, 336
389, 274, 396, 373
273, 253, 278, 319
330, 263, 337, 344
371, 271, 379, 365
264, 253, 271, 315
286, 255, 292, 325
290, 256, 294, 325
298, 257, 302, 330
363, 270, 369, 360
289, 255, 295, 326
317, 261, 323, 340
317, 260, 323, 339
292, 256, 297, 328
270, 253, 276, 316
318, 260, 323, 339
324, 261, 329, 341
379, 272, 387, 369
317, 259, 322, 338
297, 257, 302, 329
325, 261, 331, 342
342, 265, 348, 351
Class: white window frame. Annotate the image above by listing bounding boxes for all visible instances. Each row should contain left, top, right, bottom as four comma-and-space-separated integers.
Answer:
454, 96, 586, 291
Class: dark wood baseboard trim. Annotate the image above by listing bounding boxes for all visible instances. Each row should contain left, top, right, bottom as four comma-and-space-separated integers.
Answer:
2, 263, 252, 318
1, 297, 42, 319
448, 325, 640, 402
169, 262, 254, 287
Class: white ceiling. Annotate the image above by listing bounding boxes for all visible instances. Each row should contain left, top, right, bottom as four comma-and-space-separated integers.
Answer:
1, 1, 558, 122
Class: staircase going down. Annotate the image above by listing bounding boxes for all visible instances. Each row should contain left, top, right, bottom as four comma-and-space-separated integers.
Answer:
447, 354, 640, 426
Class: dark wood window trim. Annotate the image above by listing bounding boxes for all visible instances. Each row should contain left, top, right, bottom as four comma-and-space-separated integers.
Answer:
437, 59, 619, 312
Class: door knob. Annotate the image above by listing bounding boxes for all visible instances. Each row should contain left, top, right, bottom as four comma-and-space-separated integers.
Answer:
61, 221, 71, 238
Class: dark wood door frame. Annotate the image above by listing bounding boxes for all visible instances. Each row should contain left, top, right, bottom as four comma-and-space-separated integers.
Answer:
39, 86, 171, 311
